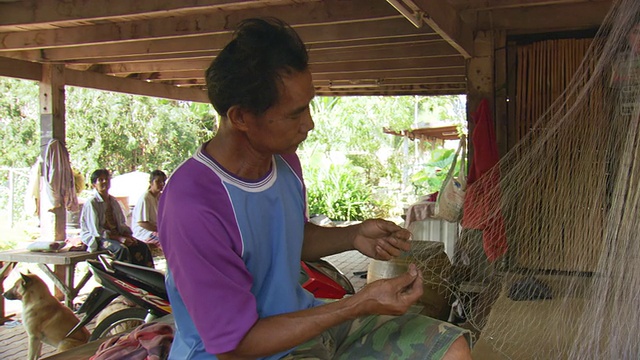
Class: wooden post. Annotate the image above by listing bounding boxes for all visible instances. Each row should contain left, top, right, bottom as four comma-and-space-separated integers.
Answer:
0, 261, 16, 324
494, 30, 508, 158
40, 64, 67, 300
40, 64, 68, 242
466, 30, 496, 171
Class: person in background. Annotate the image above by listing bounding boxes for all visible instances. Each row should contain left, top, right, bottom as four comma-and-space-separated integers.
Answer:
158, 17, 471, 360
132, 170, 167, 253
80, 169, 154, 268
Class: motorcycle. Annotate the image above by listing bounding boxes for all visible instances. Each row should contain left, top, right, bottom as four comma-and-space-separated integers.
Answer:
67, 254, 170, 341
68, 254, 354, 341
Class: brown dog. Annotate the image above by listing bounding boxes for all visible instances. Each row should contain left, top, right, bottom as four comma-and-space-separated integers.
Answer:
3, 273, 90, 360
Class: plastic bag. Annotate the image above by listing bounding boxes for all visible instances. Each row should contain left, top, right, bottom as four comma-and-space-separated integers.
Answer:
434, 135, 467, 222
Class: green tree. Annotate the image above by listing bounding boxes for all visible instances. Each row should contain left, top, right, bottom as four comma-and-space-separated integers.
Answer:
0, 77, 466, 223
65, 88, 217, 177
0, 79, 40, 168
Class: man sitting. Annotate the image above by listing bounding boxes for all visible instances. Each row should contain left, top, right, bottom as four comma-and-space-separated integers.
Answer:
80, 169, 154, 268
132, 170, 167, 256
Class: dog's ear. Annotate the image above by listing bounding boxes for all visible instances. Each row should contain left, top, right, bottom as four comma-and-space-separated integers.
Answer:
20, 272, 31, 285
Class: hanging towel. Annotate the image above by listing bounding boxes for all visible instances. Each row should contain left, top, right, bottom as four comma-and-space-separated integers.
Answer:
461, 99, 508, 262
42, 138, 79, 213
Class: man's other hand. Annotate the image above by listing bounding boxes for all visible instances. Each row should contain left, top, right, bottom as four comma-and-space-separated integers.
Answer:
353, 219, 412, 260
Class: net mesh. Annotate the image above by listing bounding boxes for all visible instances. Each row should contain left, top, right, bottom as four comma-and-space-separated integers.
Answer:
405, 0, 640, 358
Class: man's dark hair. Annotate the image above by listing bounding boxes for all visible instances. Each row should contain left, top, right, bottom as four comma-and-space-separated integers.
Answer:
150, 170, 167, 182
205, 17, 309, 116
90, 169, 110, 185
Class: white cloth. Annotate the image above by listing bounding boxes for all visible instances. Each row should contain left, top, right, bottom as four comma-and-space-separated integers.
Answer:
24, 159, 41, 216
405, 201, 436, 229
132, 190, 158, 241
80, 189, 132, 252
42, 138, 78, 212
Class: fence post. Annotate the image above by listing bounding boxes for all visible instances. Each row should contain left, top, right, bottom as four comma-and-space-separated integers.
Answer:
8, 170, 14, 228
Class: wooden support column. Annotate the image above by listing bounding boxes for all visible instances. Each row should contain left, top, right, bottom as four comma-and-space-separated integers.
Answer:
494, 31, 508, 158
466, 30, 495, 164
39, 64, 67, 243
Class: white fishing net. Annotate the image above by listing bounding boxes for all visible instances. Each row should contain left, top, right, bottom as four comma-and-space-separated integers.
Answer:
400, 0, 640, 358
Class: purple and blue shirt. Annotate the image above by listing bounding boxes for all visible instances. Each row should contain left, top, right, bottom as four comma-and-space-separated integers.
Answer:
158, 144, 319, 359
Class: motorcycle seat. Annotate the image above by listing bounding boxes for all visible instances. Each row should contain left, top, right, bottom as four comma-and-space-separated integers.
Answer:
112, 261, 167, 294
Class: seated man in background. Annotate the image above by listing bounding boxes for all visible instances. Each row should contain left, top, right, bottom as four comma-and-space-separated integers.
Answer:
80, 169, 154, 268
132, 170, 167, 254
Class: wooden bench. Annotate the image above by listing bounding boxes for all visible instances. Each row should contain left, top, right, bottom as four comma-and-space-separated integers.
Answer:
0, 249, 107, 323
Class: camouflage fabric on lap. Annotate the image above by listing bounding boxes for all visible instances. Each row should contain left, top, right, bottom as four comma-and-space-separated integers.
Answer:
282, 313, 471, 360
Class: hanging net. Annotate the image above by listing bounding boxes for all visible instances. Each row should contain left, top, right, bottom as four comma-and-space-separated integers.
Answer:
396, 0, 640, 358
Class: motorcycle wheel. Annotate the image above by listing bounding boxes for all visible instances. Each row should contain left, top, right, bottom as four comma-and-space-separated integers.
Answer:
89, 307, 148, 341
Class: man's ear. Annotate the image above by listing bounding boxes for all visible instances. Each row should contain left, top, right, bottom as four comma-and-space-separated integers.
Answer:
226, 105, 250, 131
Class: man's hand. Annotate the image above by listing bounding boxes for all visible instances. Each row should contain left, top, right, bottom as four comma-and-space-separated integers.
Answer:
350, 263, 423, 316
120, 236, 135, 246
353, 219, 412, 260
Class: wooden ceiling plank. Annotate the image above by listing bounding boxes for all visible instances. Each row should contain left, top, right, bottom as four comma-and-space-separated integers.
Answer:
65, 68, 209, 103
88, 51, 465, 75
464, 2, 612, 33
315, 89, 466, 96
449, 0, 608, 11
412, 0, 474, 58
0, 0, 402, 51
1, 17, 435, 62
0, 0, 310, 30
312, 67, 465, 81
310, 42, 460, 63
315, 82, 467, 95
10, 40, 450, 64
311, 56, 466, 73
139, 70, 207, 81
315, 76, 467, 86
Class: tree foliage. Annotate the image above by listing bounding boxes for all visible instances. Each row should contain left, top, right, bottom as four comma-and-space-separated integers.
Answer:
0, 78, 217, 178
65, 87, 216, 177
0, 77, 465, 222
0, 79, 40, 167
301, 95, 465, 219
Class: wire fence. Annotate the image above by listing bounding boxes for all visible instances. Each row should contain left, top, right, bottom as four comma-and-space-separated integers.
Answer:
0, 167, 33, 228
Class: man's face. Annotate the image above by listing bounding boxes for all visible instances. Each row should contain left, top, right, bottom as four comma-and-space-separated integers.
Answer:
245, 69, 315, 154
150, 176, 166, 192
92, 174, 110, 193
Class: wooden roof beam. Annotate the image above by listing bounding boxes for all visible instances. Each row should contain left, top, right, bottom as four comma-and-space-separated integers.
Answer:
316, 76, 466, 87
2, 21, 436, 62
413, 0, 474, 58
65, 68, 209, 103
310, 56, 465, 73
312, 67, 465, 81
83, 48, 464, 75
0, 0, 317, 30
463, 1, 612, 33
0, 55, 41, 81
0, 55, 209, 102
449, 0, 609, 11
0, 0, 401, 51
15, 38, 450, 67
315, 83, 467, 96
385, 0, 474, 58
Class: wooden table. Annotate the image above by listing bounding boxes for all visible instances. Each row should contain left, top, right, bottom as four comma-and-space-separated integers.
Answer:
0, 249, 107, 323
